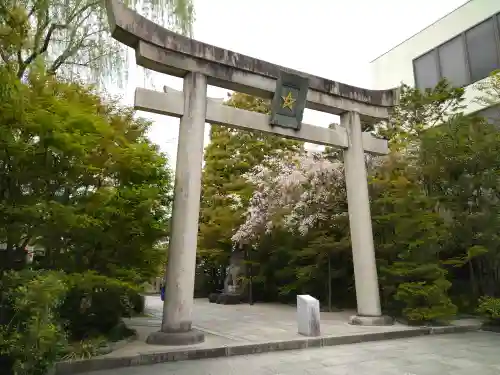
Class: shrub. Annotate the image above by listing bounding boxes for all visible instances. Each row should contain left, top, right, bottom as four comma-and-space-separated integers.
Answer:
61, 337, 108, 362
0, 270, 68, 375
476, 296, 500, 325
129, 291, 145, 315
59, 272, 140, 340
395, 280, 458, 324
386, 262, 457, 324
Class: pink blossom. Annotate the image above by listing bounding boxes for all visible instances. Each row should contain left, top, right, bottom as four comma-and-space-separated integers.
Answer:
232, 151, 348, 245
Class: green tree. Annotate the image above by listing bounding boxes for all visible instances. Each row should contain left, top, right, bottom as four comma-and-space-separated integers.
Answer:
0, 0, 194, 84
371, 77, 500, 318
197, 74, 500, 322
0, 270, 68, 375
375, 80, 465, 151
371, 153, 456, 323
0, 66, 172, 280
420, 114, 500, 301
197, 92, 302, 294
474, 69, 500, 109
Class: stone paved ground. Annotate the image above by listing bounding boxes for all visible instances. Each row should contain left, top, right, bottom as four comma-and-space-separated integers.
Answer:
84, 331, 500, 375
128, 296, 420, 342
107, 296, 478, 359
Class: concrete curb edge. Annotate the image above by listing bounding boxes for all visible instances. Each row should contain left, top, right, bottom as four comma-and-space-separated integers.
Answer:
54, 324, 480, 375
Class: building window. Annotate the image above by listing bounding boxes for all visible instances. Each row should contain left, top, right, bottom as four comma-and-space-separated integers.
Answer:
414, 51, 439, 90
438, 35, 469, 88
413, 14, 500, 90
466, 19, 499, 83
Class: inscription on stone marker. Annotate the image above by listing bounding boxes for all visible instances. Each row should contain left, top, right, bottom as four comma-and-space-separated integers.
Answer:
270, 71, 309, 131
297, 294, 321, 337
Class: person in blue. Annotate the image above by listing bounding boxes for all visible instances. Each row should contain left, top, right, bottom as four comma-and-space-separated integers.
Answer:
160, 280, 165, 301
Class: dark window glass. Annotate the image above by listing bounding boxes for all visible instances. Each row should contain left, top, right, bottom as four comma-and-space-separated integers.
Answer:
465, 19, 499, 83
438, 35, 469, 87
414, 51, 439, 90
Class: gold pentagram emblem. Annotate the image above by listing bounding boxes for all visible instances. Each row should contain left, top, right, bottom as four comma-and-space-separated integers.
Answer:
281, 91, 296, 111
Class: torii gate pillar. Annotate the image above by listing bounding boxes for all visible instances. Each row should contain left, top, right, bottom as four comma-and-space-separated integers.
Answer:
342, 111, 391, 325
147, 72, 208, 345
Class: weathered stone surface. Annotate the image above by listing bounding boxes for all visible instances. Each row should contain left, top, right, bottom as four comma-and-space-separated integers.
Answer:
349, 315, 394, 326
69, 332, 500, 375
481, 324, 500, 333
55, 328, 485, 374
105, 0, 399, 112
154, 72, 207, 342
135, 41, 392, 122
342, 110, 383, 317
223, 249, 246, 295
297, 295, 321, 337
53, 297, 483, 374
134, 87, 390, 155
146, 329, 205, 346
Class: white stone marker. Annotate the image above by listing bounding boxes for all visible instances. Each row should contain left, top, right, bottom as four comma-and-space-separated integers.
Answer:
297, 295, 321, 337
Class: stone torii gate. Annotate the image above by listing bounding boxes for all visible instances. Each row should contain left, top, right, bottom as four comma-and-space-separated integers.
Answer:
106, 0, 399, 346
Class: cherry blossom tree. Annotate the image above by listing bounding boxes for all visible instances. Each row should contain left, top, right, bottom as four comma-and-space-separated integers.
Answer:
232, 151, 348, 246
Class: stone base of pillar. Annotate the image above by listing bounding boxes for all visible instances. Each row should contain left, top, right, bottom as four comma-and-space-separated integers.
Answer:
348, 315, 394, 326
146, 329, 205, 346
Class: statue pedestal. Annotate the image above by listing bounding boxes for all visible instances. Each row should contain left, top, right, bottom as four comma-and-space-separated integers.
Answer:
216, 292, 244, 305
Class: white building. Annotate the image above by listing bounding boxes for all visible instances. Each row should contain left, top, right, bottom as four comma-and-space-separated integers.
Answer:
371, 0, 500, 120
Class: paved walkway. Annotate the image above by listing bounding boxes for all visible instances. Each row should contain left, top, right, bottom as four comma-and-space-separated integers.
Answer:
127, 296, 420, 342
106, 295, 427, 358
89, 296, 478, 359
55, 296, 483, 374
82, 331, 500, 375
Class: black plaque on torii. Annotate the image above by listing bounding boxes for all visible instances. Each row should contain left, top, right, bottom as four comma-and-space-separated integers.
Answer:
269, 71, 309, 131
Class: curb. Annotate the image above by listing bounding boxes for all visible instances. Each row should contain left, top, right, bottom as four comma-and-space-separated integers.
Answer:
54, 324, 480, 375
98, 331, 140, 355
480, 325, 500, 333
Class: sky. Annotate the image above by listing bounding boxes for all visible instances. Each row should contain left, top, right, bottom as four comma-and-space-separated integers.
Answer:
113, 0, 469, 169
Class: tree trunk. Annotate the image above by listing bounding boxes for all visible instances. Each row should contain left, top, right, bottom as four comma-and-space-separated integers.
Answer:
469, 258, 479, 298
328, 252, 332, 312
245, 246, 254, 305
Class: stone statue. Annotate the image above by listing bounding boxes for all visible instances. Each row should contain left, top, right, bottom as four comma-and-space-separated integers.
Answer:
223, 247, 246, 295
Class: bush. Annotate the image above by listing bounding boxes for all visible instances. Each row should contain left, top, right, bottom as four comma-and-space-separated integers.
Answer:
395, 278, 457, 324
59, 272, 140, 340
385, 262, 457, 324
129, 292, 145, 315
0, 270, 142, 374
61, 337, 108, 362
476, 296, 500, 325
0, 270, 68, 375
